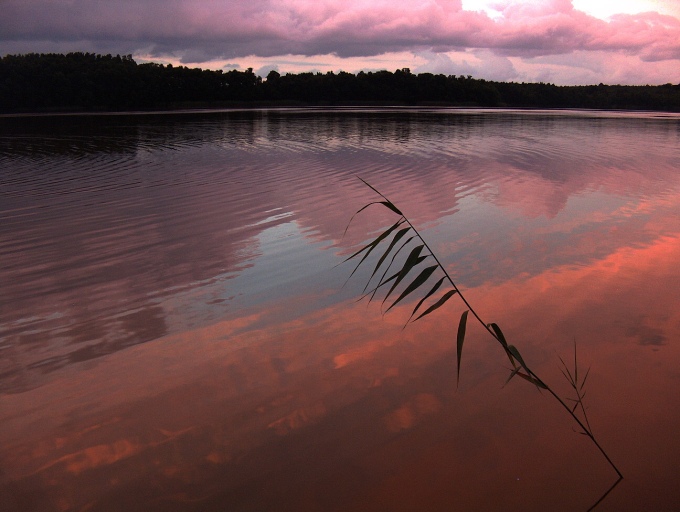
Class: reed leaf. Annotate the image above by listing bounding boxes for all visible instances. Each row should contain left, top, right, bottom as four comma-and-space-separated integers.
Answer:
580, 367, 591, 391
489, 322, 517, 368
367, 235, 417, 300
412, 289, 458, 322
558, 353, 575, 384
383, 255, 428, 307
342, 219, 403, 265
406, 276, 446, 324
514, 371, 548, 389
558, 343, 594, 434
507, 345, 528, 372
359, 271, 399, 303
385, 264, 439, 313
342, 200, 403, 239
574, 343, 578, 384
378, 200, 404, 216
382, 245, 427, 306
504, 366, 523, 387
456, 310, 469, 386
362, 250, 427, 306
366, 226, 411, 291
341, 177, 622, 484
488, 322, 507, 346
345, 220, 404, 281
357, 177, 403, 216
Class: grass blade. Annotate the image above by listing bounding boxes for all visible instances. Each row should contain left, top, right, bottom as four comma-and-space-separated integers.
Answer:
456, 310, 469, 386
368, 235, 416, 300
488, 323, 507, 346
385, 264, 438, 313
413, 289, 458, 322
357, 177, 403, 215
342, 200, 401, 238
366, 226, 411, 290
345, 219, 404, 280
382, 245, 426, 305
342, 218, 401, 264
504, 366, 522, 387
378, 200, 404, 216
580, 366, 591, 391
489, 322, 516, 368
506, 345, 547, 389
558, 353, 575, 384
507, 345, 529, 373
514, 371, 548, 390
406, 276, 446, 324
574, 342, 578, 384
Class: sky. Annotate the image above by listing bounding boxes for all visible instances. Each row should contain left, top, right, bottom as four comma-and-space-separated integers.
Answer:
1, 0, 679, 85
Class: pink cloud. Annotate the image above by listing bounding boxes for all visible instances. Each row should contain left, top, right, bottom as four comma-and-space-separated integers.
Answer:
0, 0, 679, 84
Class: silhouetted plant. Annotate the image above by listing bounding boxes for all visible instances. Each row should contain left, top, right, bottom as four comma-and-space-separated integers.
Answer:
341, 178, 622, 494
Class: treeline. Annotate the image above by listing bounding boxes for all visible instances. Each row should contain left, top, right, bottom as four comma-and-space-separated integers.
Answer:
1, 52, 679, 113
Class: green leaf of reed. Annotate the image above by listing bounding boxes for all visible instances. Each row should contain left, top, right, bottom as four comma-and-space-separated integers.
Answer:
342, 200, 400, 238
382, 245, 427, 306
506, 345, 547, 389
406, 276, 446, 324
558, 353, 575, 385
507, 345, 528, 372
489, 323, 517, 369
344, 219, 404, 279
342, 218, 402, 264
514, 371, 547, 389
580, 366, 591, 392
488, 323, 507, 346
366, 226, 411, 290
379, 200, 404, 216
504, 366, 522, 387
412, 289, 458, 322
457, 310, 469, 386
364, 255, 422, 304
366, 235, 416, 300
359, 271, 398, 303
385, 264, 439, 313
357, 177, 403, 215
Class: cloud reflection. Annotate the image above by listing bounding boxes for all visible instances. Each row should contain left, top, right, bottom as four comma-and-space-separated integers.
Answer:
1, 225, 679, 509
1, 109, 679, 510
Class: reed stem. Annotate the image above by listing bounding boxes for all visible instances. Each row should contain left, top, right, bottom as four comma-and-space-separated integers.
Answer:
346, 178, 622, 480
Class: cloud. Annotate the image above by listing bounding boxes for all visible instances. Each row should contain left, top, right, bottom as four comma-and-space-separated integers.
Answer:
0, 0, 679, 84
414, 49, 519, 81
516, 50, 680, 85
255, 63, 280, 78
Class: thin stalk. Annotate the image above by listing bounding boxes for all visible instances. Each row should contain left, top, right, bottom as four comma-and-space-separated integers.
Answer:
414, 217, 622, 478
411, 217, 621, 476
353, 178, 622, 479
543, 384, 623, 478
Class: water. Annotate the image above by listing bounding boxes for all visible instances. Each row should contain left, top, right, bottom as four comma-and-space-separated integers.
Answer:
1, 108, 679, 511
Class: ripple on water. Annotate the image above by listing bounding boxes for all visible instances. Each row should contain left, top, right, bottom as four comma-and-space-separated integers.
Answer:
1, 109, 679, 394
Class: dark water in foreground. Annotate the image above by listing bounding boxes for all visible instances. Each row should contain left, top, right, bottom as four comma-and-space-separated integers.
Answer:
1, 108, 679, 511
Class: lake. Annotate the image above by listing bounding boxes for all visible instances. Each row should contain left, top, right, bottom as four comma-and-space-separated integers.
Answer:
1, 108, 679, 511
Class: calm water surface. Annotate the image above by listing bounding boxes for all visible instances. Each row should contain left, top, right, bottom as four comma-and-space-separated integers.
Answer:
1, 108, 679, 511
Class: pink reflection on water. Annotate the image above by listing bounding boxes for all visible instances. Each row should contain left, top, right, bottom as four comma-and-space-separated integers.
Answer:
2, 225, 679, 510
2, 110, 679, 511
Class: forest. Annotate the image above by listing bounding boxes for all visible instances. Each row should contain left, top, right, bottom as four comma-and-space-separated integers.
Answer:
1, 52, 679, 113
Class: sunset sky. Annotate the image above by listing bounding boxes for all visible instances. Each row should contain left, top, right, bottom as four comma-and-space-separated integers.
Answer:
1, 0, 679, 85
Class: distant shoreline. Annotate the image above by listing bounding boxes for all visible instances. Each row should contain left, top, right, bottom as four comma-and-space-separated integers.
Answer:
2, 53, 679, 114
